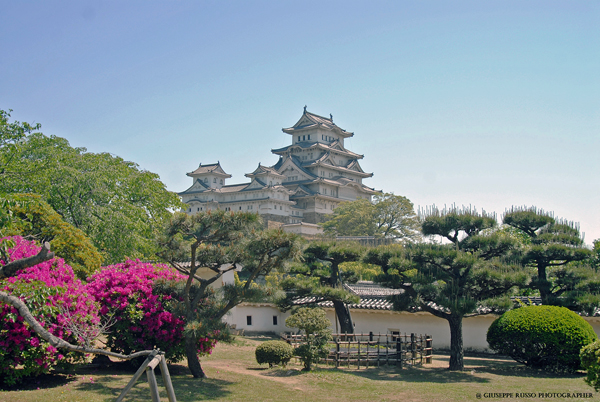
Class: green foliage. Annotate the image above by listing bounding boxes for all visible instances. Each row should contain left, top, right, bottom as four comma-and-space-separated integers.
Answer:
591, 240, 600, 271
322, 199, 377, 237
4, 194, 103, 279
581, 340, 600, 391
321, 193, 420, 241
0, 110, 183, 264
487, 306, 597, 372
367, 206, 526, 371
503, 207, 594, 308
339, 261, 382, 281
255, 340, 294, 368
285, 307, 332, 370
372, 193, 421, 240
277, 242, 363, 334
157, 210, 301, 377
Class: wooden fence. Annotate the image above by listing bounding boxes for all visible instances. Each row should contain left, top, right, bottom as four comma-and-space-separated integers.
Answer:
281, 332, 433, 369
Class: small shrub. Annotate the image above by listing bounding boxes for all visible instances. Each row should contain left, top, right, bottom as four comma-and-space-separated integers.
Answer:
255, 340, 294, 368
487, 305, 597, 372
581, 340, 600, 390
285, 307, 332, 371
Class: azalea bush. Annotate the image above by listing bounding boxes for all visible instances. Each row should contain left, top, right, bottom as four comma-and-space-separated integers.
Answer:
86, 261, 217, 362
0, 236, 100, 386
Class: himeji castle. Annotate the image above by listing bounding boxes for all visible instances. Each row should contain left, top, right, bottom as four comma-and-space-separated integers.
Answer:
178, 108, 378, 236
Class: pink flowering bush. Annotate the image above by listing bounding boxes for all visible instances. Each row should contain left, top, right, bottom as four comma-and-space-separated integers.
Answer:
0, 236, 100, 386
86, 261, 217, 362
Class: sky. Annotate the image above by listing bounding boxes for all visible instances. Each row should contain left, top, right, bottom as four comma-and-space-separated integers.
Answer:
1, 1, 598, 244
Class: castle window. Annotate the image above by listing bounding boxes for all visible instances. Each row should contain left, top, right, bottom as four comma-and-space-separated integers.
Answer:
302, 135, 305, 141
247, 316, 252, 326
273, 316, 278, 325
280, 206, 282, 210
239, 206, 242, 210
220, 179, 223, 184
213, 178, 216, 183
197, 208, 200, 211
298, 136, 301, 142
307, 135, 311, 140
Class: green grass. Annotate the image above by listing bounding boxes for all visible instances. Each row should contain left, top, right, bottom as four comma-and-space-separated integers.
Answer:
0, 337, 596, 401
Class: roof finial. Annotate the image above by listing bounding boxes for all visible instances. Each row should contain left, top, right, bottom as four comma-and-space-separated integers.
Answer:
303, 105, 307, 113
330, 113, 333, 121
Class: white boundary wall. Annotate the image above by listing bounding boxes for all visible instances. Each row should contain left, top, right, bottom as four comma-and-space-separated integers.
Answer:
225, 303, 600, 352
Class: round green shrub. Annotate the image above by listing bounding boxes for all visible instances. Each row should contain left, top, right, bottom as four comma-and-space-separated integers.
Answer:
581, 340, 600, 390
487, 305, 597, 372
255, 340, 295, 368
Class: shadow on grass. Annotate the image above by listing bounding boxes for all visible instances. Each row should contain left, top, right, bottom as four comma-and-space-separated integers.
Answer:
460, 357, 586, 379
0, 372, 75, 391
328, 365, 490, 384
74, 373, 234, 402
312, 353, 586, 384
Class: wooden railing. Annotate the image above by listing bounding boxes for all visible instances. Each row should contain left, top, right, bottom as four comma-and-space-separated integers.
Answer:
281, 331, 433, 369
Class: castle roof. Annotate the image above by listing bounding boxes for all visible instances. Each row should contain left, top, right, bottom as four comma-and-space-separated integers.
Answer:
187, 162, 232, 178
271, 140, 363, 159
245, 163, 286, 179
282, 108, 354, 138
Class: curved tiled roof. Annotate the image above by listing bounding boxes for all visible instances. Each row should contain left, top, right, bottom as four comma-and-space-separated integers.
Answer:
282, 109, 354, 138
292, 282, 403, 311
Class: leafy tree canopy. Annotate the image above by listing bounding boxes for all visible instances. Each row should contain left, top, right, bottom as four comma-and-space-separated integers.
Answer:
3, 194, 103, 279
0, 109, 183, 263
322, 193, 420, 241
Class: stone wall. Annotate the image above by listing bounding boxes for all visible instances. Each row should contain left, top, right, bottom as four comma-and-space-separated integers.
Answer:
303, 212, 329, 224
260, 213, 290, 229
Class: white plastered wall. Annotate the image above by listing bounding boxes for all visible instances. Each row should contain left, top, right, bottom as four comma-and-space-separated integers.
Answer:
225, 303, 600, 352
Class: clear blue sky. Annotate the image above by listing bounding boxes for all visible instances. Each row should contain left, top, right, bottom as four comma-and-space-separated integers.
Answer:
1, 1, 598, 243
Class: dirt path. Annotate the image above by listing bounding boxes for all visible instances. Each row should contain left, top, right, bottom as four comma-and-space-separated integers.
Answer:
204, 359, 304, 386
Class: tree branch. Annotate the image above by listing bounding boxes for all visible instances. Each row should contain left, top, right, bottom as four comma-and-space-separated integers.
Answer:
0, 241, 55, 278
0, 290, 152, 361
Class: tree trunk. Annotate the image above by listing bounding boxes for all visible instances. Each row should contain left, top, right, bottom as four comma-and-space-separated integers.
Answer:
185, 334, 206, 378
448, 315, 463, 371
537, 264, 552, 305
333, 300, 354, 334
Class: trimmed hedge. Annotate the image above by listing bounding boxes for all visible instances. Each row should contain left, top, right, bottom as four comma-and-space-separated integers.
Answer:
255, 340, 294, 368
581, 340, 600, 390
487, 305, 597, 372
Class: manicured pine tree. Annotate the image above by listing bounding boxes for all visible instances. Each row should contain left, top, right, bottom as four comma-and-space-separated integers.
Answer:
157, 210, 300, 378
503, 207, 596, 309
365, 206, 527, 371
277, 242, 363, 334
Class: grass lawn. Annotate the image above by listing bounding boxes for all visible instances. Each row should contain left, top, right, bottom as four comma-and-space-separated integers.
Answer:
0, 337, 595, 402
